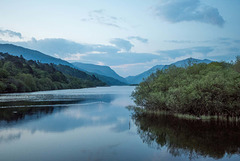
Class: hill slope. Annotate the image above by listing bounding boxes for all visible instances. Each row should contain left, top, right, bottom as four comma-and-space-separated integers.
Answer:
0, 44, 74, 67
126, 58, 212, 84
0, 52, 105, 93
0, 44, 126, 85
93, 74, 127, 86
126, 65, 165, 84
72, 62, 127, 84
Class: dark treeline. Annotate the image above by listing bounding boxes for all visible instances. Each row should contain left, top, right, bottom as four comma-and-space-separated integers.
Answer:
132, 111, 240, 160
0, 52, 105, 93
132, 57, 240, 117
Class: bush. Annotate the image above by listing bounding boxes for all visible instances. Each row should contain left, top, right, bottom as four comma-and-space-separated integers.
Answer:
132, 60, 240, 117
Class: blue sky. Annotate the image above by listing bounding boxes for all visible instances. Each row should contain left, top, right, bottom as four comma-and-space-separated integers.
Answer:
0, 0, 240, 77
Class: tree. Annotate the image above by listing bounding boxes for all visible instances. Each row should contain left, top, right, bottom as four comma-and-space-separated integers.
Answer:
0, 69, 9, 78
132, 59, 240, 117
17, 73, 37, 91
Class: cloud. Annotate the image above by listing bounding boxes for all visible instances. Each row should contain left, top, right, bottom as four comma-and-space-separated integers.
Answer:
97, 61, 105, 66
207, 45, 240, 62
110, 59, 162, 77
2, 32, 239, 77
82, 9, 121, 28
11, 38, 120, 57
110, 38, 134, 51
63, 51, 159, 66
111, 62, 147, 69
157, 46, 214, 59
3, 37, 156, 66
154, 0, 225, 27
164, 40, 193, 44
92, 9, 104, 14
157, 43, 240, 64
128, 36, 148, 43
165, 38, 240, 46
0, 29, 22, 39
234, 40, 240, 44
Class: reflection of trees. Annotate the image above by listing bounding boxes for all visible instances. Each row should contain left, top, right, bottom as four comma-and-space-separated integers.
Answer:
0, 106, 62, 124
0, 98, 90, 124
132, 112, 240, 159
0, 94, 115, 127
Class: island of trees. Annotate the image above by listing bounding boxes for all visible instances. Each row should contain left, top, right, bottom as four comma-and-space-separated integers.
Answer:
132, 57, 240, 118
0, 52, 105, 93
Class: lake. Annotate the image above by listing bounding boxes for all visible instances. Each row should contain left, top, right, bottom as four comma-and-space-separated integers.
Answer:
0, 86, 239, 161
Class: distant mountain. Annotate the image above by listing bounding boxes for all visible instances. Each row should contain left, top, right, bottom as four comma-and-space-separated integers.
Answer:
172, 58, 212, 67
94, 74, 127, 86
0, 44, 126, 85
126, 65, 165, 85
126, 58, 212, 84
72, 62, 127, 84
0, 44, 74, 67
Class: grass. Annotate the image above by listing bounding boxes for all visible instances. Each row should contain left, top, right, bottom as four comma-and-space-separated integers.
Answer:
126, 106, 240, 122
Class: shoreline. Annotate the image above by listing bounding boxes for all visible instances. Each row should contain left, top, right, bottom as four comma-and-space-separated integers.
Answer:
127, 106, 240, 122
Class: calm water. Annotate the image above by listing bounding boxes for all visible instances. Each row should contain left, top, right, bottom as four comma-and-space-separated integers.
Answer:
0, 86, 239, 161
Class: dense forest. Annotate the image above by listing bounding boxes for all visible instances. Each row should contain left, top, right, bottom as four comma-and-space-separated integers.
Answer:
0, 52, 105, 93
132, 57, 240, 117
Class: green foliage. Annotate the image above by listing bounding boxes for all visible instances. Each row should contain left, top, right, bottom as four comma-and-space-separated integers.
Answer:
17, 73, 37, 91
3, 61, 18, 75
132, 58, 240, 117
0, 69, 9, 78
54, 64, 105, 86
0, 81, 7, 91
0, 52, 105, 93
233, 56, 240, 73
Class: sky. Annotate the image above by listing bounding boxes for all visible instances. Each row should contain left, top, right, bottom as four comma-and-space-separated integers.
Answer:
0, 0, 240, 77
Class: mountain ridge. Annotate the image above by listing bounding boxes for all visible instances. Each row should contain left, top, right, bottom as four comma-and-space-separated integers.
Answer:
0, 43, 127, 85
72, 62, 127, 84
0, 43, 213, 85
0, 43, 74, 67
0, 52, 105, 93
126, 58, 213, 84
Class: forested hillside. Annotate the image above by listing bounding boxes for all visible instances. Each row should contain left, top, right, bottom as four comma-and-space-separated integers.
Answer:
0, 44, 128, 85
0, 52, 105, 93
132, 57, 240, 117
0, 44, 74, 66
72, 62, 127, 84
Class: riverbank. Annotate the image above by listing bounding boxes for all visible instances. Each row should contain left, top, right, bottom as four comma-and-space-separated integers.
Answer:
127, 106, 240, 122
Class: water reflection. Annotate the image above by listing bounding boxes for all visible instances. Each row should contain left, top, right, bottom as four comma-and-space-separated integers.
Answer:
132, 112, 240, 160
0, 131, 21, 144
0, 87, 135, 143
0, 94, 115, 126
0, 106, 60, 126
1, 86, 239, 161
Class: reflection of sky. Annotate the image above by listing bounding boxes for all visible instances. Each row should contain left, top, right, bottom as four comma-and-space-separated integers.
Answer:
20, 99, 132, 133
0, 86, 135, 102
0, 86, 239, 161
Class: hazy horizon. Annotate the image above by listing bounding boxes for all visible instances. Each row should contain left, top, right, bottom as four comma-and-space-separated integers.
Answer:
0, 0, 239, 77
